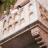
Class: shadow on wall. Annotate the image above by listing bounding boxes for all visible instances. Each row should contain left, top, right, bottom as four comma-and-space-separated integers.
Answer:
2, 30, 39, 48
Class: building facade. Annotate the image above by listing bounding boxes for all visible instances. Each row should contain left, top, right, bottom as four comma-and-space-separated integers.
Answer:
0, 0, 48, 48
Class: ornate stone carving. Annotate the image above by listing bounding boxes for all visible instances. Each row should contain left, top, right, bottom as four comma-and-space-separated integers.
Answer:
31, 27, 48, 48
39, 4, 48, 21
31, 27, 40, 36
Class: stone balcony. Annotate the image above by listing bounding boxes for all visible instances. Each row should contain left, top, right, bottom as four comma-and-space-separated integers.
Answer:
0, 0, 39, 42
0, 0, 48, 48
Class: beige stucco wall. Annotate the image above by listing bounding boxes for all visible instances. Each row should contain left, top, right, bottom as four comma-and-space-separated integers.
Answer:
37, 0, 48, 11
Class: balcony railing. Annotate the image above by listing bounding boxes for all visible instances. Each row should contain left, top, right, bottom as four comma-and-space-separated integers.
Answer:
0, 0, 41, 41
